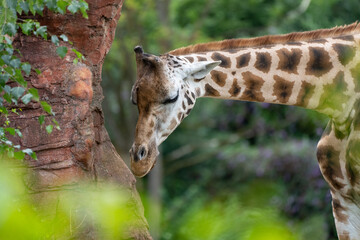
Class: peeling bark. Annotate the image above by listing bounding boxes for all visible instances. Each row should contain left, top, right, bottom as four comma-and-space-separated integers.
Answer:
10, 0, 151, 239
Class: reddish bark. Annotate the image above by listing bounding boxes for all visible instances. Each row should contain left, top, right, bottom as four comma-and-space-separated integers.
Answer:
11, 0, 151, 239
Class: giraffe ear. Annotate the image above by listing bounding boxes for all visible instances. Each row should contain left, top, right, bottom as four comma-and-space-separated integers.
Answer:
189, 61, 221, 80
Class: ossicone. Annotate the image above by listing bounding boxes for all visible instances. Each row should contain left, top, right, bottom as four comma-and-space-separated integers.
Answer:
134, 45, 144, 54
134, 46, 162, 67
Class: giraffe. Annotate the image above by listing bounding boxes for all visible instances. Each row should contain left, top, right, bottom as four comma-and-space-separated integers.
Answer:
129, 22, 360, 239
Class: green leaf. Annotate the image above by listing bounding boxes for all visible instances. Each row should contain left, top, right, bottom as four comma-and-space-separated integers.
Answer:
1, 55, 11, 65
20, 20, 34, 35
68, 0, 80, 14
11, 87, 25, 99
72, 48, 83, 59
35, 26, 47, 40
40, 101, 54, 115
10, 58, 21, 68
5, 46, 13, 55
0, 73, 10, 86
29, 0, 36, 15
5, 127, 15, 136
3, 93, 12, 103
6, 0, 17, 10
14, 151, 25, 160
21, 93, 33, 104
45, 0, 57, 11
35, 69, 41, 75
21, 63, 31, 76
14, 69, 27, 87
38, 115, 45, 125
15, 129, 22, 137
51, 35, 59, 46
46, 124, 53, 134
3, 85, 11, 94
19, 1, 30, 14
56, 46, 68, 58
0, 106, 9, 115
52, 118, 60, 130
28, 88, 39, 101
23, 148, 37, 160
4, 36, 12, 44
79, 2, 88, 18
60, 34, 68, 42
57, 0, 67, 14
3, 22, 16, 36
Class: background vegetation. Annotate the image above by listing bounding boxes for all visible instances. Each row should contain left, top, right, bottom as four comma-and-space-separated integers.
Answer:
1, 0, 359, 239
102, 0, 360, 239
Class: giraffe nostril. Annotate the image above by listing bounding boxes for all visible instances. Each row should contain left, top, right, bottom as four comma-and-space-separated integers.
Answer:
137, 146, 147, 161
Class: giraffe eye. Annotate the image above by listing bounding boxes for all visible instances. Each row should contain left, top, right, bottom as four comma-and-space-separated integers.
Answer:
163, 90, 179, 105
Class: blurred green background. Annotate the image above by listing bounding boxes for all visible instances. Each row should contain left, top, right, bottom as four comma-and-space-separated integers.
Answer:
102, 0, 360, 239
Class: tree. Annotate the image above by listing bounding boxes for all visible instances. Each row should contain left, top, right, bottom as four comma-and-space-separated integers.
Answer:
2, 0, 151, 239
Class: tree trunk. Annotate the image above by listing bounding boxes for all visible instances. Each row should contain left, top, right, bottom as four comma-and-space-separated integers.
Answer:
12, 0, 151, 239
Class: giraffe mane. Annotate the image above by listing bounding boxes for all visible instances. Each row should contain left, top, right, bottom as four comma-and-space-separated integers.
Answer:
169, 22, 360, 56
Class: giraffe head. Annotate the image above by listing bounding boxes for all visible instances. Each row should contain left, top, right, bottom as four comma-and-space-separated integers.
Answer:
129, 46, 220, 177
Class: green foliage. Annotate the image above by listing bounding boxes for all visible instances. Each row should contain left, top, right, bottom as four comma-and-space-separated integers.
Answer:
0, 159, 134, 239
102, 0, 360, 239
0, 0, 88, 161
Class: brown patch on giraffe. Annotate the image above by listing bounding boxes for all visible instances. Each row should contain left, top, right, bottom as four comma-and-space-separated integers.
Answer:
317, 145, 345, 190
338, 233, 350, 240
286, 42, 303, 46
228, 78, 241, 97
332, 198, 349, 224
195, 87, 201, 97
317, 71, 349, 112
184, 93, 194, 105
224, 49, 238, 53
149, 120, 155, 128
210, 70, 227, 87
186, 107, 193, 115
240, 72, 265, 102
204, 83, 220, 97
236, 53, 251, 68
306, 47, 333, 77
295, 81, 316, 107
191, 92, 196, 99
197, 56, 207, 61
161, 132, 170, 139
185, 56, 194, 63
232, 71, 236, 75
146, 130, 153, 138
272, 75, 294, 103
350, 63, 360, 92
177, 112, 182, 121
194, 77, 206, 82
255, 52, 271, 73
182, 102, 186, 110
276, 48, 302, 74
333, 44, 356, 66
345, 139, 360, 186
211, 52, 231, 68
334, 35, 354, 41
168, 119, 178, 131
308, 38, 327, 43
169, 23, 360, 55
143, 104, 151, 117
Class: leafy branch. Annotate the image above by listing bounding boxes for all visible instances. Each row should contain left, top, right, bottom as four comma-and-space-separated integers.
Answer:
0, 0, 88, 160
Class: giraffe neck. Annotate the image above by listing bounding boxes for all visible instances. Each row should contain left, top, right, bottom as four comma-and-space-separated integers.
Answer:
181, 34, 360, 123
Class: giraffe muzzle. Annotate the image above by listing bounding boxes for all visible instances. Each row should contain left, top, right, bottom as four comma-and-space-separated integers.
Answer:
130, 144, 148, 162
